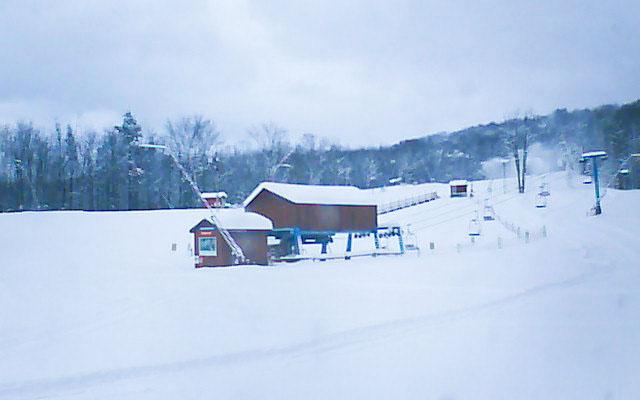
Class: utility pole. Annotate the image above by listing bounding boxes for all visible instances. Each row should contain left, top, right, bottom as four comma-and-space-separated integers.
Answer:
500, 158, 509, 194
521, 128, 528, 193
581, 151, 607, 215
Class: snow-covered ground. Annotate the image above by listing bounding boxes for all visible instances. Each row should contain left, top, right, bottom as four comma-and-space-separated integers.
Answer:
1, 171, 639, 399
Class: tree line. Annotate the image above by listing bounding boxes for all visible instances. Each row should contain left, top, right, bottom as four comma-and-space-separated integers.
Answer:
1, 100, 639, 212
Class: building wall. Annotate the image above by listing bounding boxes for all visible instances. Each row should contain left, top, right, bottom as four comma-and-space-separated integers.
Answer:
194, 229, 269, 267
450, 185, 468, 197
204, 197, 225, 208
245, 189, 377, 231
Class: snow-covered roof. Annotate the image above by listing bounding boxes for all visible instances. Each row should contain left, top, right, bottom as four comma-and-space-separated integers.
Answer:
201, 191, 227, 198
205, 208, 272, 230
243, 182, 377, 207
581, 151, 607, 158
449, 180, 468, 186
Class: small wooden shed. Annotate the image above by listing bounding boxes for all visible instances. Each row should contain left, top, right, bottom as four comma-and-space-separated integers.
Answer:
449, 180, 468, 198
190, 209, 272, 268
243, 182, 377, 232
201, 192, 227, 208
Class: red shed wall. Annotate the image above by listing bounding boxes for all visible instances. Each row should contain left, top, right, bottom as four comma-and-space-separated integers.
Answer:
204, 198, 224, 208
245, 189, 377, 231
194, 229, 269, 267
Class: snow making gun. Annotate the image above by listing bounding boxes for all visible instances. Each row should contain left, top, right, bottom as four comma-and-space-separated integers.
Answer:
138, 143, 246, 263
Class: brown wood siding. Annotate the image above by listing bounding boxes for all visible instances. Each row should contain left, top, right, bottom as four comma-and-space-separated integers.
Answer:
195, 229, 269, 267
245, 189, 377, 231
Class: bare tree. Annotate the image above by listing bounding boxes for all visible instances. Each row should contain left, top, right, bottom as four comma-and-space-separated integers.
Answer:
248, 122, 291, 181
166, 116, 221, 163
165, 116, 223, 201
521, 120, 529, 193
505, 112, 531, 193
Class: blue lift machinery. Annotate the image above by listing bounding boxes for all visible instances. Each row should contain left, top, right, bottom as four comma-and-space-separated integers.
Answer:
269, 226, 405, 262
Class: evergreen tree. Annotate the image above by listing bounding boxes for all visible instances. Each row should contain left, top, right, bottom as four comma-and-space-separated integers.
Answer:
64, 125, 79, 209
114, 112, 143, 209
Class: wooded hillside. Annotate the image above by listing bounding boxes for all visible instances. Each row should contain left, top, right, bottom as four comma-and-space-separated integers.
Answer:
1, 100, 638, 211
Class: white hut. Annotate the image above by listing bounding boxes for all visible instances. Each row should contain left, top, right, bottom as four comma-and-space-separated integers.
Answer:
449, 180, 468, 197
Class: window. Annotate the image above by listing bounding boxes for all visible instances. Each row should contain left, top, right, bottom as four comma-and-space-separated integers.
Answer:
199, 236, 217, 256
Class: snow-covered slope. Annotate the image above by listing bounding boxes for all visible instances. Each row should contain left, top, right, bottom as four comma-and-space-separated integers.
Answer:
1, 172, 639, 399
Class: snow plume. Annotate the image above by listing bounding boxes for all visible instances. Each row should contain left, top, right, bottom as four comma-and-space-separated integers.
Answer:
481, 158, 515, 179
482, 143, 565, 179
525, 143, 565, 175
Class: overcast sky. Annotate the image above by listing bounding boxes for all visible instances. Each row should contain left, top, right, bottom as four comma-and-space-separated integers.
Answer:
1, 0, 638, 146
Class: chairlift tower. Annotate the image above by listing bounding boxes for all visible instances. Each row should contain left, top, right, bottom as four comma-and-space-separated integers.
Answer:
139, 143, 246, 263
580, 151, 607, 215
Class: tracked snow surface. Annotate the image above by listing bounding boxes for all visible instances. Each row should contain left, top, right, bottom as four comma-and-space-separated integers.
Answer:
1, 171, 639, 399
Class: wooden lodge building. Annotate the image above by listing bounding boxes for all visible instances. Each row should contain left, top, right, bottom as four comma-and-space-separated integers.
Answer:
244, 182, 377, 231
243, 182, 378, 258
190, 208, 272, 267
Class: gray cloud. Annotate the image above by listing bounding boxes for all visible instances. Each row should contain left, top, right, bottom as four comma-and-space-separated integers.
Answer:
1, 0, 639, 145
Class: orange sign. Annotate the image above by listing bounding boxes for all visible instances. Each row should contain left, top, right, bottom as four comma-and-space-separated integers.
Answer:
200, 231, 214, 236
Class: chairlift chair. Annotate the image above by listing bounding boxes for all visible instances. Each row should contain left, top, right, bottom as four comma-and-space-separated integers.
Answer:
483, 200, 495, 221
538, 181, 550, 197
536, 193, 548, 208
468, 217, 481, 236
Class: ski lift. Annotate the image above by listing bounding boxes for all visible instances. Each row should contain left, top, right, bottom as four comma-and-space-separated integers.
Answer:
483, 199, 495, 221
468, 211, 481, 236
535, 193, 547, 208
538, 177, 550, 197
403, 225, 420, 253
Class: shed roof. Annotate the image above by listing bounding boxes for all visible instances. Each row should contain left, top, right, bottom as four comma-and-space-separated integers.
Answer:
192, 208, 272, 230
243, 182, 377, 207
449, 180, 468, 186
201, 191, 227, 198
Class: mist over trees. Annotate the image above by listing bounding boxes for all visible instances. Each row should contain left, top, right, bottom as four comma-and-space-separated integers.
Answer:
0, 100, 639, 212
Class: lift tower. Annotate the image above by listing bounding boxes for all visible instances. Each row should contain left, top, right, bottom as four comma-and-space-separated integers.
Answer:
581, 151, 607, 215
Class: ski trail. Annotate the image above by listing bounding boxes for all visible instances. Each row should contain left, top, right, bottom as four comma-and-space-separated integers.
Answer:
0, 264, 613, 400
0, 290, 185, 360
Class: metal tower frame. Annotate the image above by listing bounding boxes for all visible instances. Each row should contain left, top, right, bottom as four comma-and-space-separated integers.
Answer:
139, 144, 246, 263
